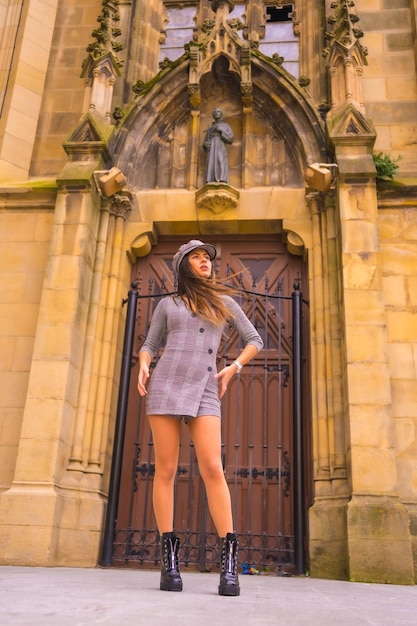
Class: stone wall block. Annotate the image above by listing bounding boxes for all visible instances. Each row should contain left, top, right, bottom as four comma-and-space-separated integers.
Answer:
383, 275, 407, 307
342, 254, 379, 291
362, 77, 387, 102
350, 447, 397, 494
344, 290, 386, 325
0, 407, 23, 445
342, 220, 379, 254
32, 323, 74, 361
378, 210, 403, 240
308, 503, 349, 580
404, 209, 417, 240
346, 362, 392, 405
350, 404, 396, 448
0, 486, 58, 528
12, 438, 62, 482
55, 526, 102, 567
387, 78, 417, 102
17, 398, 70, 441
0, 444, 17, 486
339, 185, 377, 222
0, 371, 30, 409
0, 524, 56, 566
391, 379, 417, 418
381, 244, 417, 276
0, 213, 37, 242
0, 273, 27, 303
386, 311, 417, 342
0, 337, 18, 372
345, 324, 387, 363
347, 498, 414, 584
42, 254, 84, 293
407, 506, 417, 583
0, 303, 41, 337
24, 360, 69, 404
407, 276, 417, 306
388, 343, 415, 378
37, 288, 82, 326
397, 460, 417, 505
394, 417, 417, 456
0, 240, 50, 273
367, 53, 415, 79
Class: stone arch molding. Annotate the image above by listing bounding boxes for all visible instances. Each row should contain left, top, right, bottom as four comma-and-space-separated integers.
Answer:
126, 214, 310, 265
114, 53, 327, 195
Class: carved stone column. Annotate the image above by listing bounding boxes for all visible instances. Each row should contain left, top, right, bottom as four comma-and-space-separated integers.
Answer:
324, 0, 414, 585
307, 191, 350, 580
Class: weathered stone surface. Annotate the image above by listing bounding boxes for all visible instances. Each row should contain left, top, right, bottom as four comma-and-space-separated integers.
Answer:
0, 1, 416, 583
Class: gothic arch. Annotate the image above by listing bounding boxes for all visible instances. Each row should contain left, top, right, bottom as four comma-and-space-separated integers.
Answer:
114, 53, 327, 192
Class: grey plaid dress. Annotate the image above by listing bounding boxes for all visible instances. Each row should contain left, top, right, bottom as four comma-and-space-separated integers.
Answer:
140, 296, 263, 417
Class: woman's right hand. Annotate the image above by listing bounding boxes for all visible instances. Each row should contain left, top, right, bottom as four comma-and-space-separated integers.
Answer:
137, 363, 150, 396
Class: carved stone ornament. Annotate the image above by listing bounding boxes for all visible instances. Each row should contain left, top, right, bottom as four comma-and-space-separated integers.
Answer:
196, 183, 240, 215
109, 191, 133, 220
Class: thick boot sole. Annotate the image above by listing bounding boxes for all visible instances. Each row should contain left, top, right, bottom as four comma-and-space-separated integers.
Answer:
160, 579, 183, 592
218, 583, 240, 596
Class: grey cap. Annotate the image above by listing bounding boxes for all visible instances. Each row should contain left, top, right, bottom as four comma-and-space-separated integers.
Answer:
172, 239, 216, 275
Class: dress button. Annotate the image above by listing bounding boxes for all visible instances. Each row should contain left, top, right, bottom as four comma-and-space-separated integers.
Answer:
208, 367, 212, 372
191, 313, 196, 318
199, 328, 205, 333
208, 348, 213, 354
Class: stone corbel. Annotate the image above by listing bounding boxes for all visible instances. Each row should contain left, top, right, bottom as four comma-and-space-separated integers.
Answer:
196, 183, 240, 214
285, 231, 305, 256
129, 229, 157, 262
188, 83, 201, 110
196, 183, 240, 234
240, 82, 253, 112
109, 191, 133, 220
188, 44, 201, 109
240, 43, 253, 111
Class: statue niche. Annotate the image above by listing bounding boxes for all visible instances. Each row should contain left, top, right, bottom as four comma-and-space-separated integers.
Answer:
203, 108, 234, 184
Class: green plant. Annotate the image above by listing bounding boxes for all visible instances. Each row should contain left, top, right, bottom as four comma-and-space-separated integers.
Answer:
373, 152, 401, 179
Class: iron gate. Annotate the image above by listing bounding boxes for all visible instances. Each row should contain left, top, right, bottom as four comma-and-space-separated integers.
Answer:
102, 238, 310, 575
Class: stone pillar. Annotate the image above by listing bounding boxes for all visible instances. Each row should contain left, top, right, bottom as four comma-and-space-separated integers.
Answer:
307, 191, 350, 580
0, 177, 133, 566
0, 0, 59, 181
336, 151, 414, 584
0, 181, 104, 565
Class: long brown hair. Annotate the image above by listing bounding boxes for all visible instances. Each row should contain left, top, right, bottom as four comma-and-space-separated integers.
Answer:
177, 254, 235, 326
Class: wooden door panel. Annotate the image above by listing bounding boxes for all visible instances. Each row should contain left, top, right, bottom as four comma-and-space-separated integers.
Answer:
114, 235, 309, 573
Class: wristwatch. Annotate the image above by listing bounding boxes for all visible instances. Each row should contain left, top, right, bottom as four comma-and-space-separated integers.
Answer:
233, 359, 243, 373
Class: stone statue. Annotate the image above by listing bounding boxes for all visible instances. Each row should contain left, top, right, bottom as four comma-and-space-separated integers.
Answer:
203, 108, 234, 184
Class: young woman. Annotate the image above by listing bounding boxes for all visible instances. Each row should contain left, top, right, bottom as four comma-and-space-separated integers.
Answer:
137, 240, 263, 596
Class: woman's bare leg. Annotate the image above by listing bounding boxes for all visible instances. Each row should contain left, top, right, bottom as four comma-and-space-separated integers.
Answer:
187, 415, 233, 537
148, 415, 181, 533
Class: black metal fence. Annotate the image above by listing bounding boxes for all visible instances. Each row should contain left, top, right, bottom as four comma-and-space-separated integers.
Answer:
102, 279, 307, 575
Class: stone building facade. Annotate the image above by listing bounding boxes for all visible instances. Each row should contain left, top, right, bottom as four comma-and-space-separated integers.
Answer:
0, 0, 416, 584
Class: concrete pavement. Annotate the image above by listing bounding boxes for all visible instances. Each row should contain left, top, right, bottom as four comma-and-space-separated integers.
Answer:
1, 566, 416, 625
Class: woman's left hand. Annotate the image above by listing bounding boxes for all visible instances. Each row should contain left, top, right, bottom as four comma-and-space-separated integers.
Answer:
215, 365, 237, 399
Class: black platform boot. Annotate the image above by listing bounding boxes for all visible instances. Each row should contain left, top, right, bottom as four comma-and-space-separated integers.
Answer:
160, 532, 183, 592
218, 532, 240, 596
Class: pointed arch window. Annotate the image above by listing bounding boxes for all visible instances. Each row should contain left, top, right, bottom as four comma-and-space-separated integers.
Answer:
159, 2, 197, 63
261, 3, 299, 78
159, 1, 246, 63
159, 2, 298, 77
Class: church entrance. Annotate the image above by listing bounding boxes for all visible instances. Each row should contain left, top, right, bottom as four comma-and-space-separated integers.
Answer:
111, 235, 311, 574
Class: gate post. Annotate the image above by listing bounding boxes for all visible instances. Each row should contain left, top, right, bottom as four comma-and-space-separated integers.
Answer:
292, 282, 305, 574
101, 281, 139, 566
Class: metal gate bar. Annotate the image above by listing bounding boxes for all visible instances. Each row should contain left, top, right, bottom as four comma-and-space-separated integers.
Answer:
101, 281, 139, 566
106, 276, 306, 573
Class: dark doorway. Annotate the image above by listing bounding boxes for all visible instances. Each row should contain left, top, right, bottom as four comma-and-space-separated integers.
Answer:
112, 235, 311, 574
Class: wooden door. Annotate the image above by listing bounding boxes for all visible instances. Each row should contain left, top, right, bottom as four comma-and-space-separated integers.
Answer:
113, 235, 310, 574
